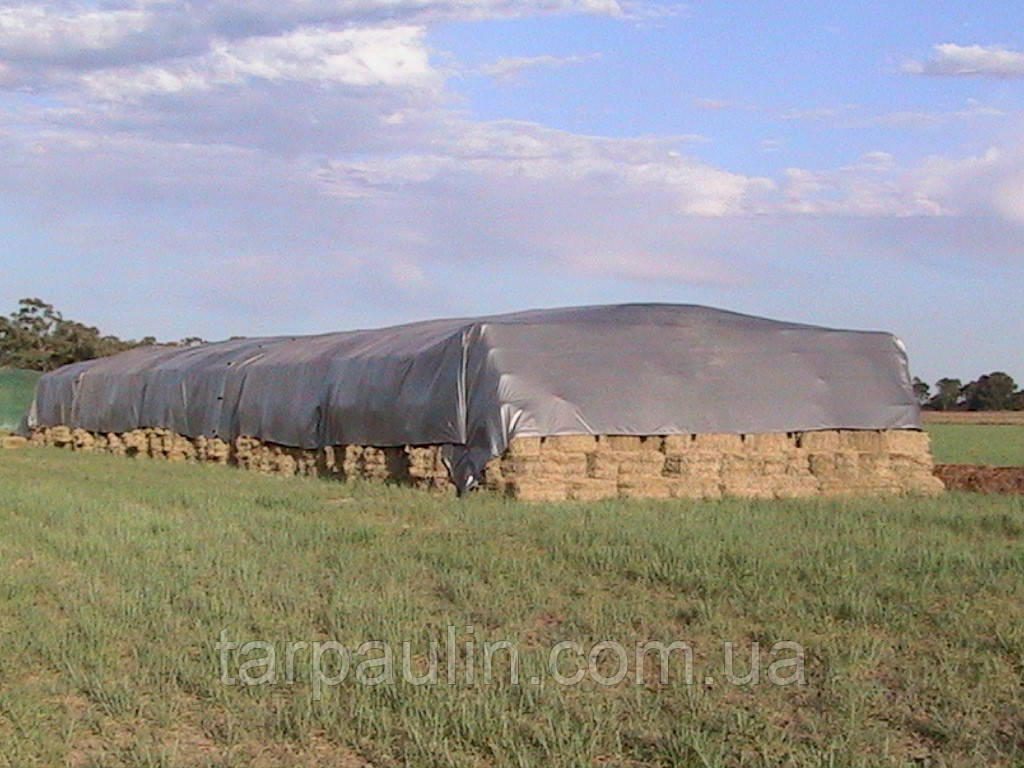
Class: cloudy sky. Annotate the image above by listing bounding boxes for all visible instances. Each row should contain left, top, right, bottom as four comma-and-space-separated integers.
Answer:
1, 0, 1022, 383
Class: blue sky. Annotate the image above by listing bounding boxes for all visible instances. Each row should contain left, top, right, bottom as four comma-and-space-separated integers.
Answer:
1, 0, 1022, 385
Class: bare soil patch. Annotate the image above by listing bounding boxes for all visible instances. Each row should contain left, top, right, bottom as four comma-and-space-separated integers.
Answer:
922, 411, 1024, 426
934, 464, 1024, 495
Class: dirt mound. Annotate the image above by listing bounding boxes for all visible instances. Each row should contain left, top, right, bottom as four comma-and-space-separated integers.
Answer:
934, 464, 1024, 495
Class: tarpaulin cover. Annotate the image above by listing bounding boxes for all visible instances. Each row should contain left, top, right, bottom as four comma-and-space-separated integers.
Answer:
27, 304, 921, 490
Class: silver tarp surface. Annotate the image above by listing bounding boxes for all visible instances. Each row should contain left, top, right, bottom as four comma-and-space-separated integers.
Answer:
27, 304, 921, 490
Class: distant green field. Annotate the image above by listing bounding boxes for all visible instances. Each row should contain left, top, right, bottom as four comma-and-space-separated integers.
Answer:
926, 424, 1024, 466
1, 447, 1023, 767
0, 368, 39, 431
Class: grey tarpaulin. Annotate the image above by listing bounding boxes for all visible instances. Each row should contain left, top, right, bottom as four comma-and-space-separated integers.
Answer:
27, 304, 921, 491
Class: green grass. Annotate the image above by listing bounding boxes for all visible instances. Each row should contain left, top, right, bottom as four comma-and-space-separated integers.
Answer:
926, 424, 1024, 466
0, 368, 40, 431
1, 448, 1023, 767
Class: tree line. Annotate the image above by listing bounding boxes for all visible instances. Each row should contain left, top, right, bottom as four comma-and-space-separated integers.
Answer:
0, 298, 202, 372
913, 373, 1024, 411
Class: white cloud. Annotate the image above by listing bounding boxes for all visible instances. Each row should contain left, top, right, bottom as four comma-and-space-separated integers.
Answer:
694, 96, 730, 110
0, 5, 152, 60
313, 120, 769, 216
0, 0, 623, 73
779, 105, 855, 121
904, 43, 1024, 78
865, 102, 1005, 127
81, 25, 439, 100
478, 53, 600, 83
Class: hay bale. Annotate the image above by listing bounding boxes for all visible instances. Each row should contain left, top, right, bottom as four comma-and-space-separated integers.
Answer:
692, 433, 743, 451
566, 478, 618, 501
841, 431, 885, 451
507, 479, 568, 502
71, 428, 95, 451
603, 435, 643, 451
719, 477, 776, 499
616, 451, 665, 478
662, 434, 694, 453
799, 430, 841, 451
585, 452, 621, 480
167, 434, 195, 462
536, 452, 589, 477
206, 438, 230, 464
883, 430, 931, 454
666, 478, 723, 500
618, 476, 673, 499
743, 433, 795, 452
669, 453, 722, 479
507, 437, 541, 456
770, 476, 820, 498
542, 434, 598, 452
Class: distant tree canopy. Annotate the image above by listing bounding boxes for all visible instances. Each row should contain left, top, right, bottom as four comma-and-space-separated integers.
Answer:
920, 372, 1024, 412
0, 298, 202, 372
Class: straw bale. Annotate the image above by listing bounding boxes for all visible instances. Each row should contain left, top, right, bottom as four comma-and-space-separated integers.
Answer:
883, 430, 931, 454
743, 433, 795, 452
71, 428, 95, 451
206, 438, 230, 463
566, 478, 619, 501
586, 452, 620, 480
888, 453, 932, 474
799, 431, 841, 451
666, 478, 723, 500
719, 477, 777, 499
770, 476, 820, 498
535, 452, 589, 477
501, 455, 542, 477
666, 453, 722, 479
618, 477, 673, 499
616, 451, 665, 477
807, 451, 861, 479
720, 454, 755, 475
507, 437, 541, 456
603, 435, 643, 451
692, 433, 743, 451
167, 434, 195, 462
507, 479, 568, 502
542, 434, 598, 452
841, 430, 885, 451
662, 434, 694, 453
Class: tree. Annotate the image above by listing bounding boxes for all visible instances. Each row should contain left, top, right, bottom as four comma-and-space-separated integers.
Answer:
962, 372, 1017, 411
927, 378, 963, 411
0, 298, 139, 371
912, 377, 930, 407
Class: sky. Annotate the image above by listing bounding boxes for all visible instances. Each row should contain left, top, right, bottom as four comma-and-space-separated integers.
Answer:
0, 0, 1022, 385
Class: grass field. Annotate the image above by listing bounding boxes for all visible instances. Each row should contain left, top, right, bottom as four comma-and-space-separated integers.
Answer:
0, 368, 39, 431
1, 448, 1022, 767
925, 424, 1024, 466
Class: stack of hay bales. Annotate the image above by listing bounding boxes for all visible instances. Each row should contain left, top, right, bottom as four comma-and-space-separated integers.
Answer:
28, 425, 942, 500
